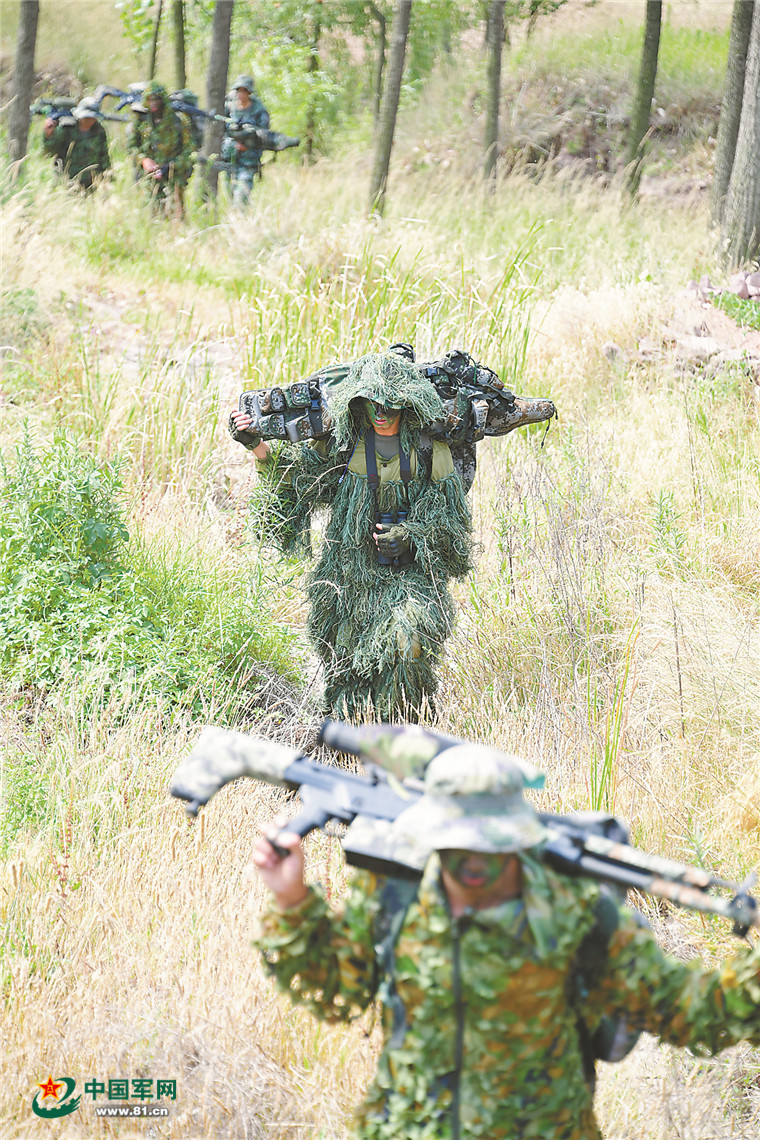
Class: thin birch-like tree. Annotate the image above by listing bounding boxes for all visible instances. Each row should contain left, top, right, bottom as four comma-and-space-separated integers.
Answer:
624, 0, 662, 198
484, 0, 505, 180
173, 0, 187, 89
148, 0, 164, 81
368, 0, 412, 214
711, 0, 755, 226
722, 4, 760, 263
202, 0, 234, 198
7, 0, 40, 165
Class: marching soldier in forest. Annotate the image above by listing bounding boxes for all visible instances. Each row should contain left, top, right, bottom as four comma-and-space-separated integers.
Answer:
221, 74, 270, 207
128, 80, 194, 217
42, 97, 111, 191
229, 351, 473, 722
252, 742, 760, 1140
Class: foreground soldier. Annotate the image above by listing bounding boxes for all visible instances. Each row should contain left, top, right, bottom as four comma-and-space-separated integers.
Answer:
253, 746, 760, 1140
230, 352, 473, 721
128, 80, 194, 216
42, 97, 111, 190
222, 74, 270, 206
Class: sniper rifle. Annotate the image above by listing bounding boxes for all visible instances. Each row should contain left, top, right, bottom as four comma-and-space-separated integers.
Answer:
31, 95, 127, 125
170, 720, 759, 938
94, 84, 299, 154
232, 347, 556, 493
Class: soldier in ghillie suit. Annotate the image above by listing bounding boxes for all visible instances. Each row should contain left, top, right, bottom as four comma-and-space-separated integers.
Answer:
252, 745, 760, 1140
230, 352, 473, 721
128, 81, 194, 216
42, 98, 111, 191
222, 74, 270, 207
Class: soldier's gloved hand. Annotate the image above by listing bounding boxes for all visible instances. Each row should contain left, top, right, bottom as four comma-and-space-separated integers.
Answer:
228, 411, 262, 451
375, 523, 411, 558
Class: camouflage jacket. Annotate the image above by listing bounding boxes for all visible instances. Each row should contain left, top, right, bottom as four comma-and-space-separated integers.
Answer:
42, 121, 110, 185
129, 109, 194, 186
256, 855, 760, 1140
221, 96, 270, 167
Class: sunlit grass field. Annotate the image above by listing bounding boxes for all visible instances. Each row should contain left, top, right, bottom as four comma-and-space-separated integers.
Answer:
3, 3, 760, 1137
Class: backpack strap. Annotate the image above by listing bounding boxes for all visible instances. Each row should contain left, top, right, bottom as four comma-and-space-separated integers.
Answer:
571, 890, 647, 1091
373, 876, 420, 1050
417, 431, 433, 482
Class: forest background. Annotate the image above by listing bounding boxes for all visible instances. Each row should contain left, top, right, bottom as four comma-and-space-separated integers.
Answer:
1, 0, 760, 1137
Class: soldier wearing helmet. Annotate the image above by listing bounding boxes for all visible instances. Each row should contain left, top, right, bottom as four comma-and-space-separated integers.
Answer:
221, 73, 270, 207
42, 97, 111, 191
128, 80, 194, 216
252, 741, 760, 1140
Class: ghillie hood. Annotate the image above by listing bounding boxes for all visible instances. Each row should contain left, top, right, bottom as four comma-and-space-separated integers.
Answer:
324, 353, 444, 453
143, 81, 170, 111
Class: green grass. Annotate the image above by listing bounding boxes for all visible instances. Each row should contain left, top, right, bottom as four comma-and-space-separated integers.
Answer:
713, 292, 760, 332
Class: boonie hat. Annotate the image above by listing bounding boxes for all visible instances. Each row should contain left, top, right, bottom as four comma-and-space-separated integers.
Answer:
233, 74, 254, 92
387, 744, 548, 856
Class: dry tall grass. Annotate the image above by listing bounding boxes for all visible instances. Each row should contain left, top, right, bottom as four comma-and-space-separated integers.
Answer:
3, 16, 760, 1137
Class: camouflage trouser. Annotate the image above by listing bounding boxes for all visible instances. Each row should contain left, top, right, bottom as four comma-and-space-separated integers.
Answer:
143, 176, 186, 219
228, 164, 260, 207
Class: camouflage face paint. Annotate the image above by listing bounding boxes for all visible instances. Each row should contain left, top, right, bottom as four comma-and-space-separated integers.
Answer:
363, 399, 401, 432
439, 849, 512, 890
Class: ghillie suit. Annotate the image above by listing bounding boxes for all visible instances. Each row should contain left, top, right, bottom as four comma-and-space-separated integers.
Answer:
128, 81, 194, 214
250, 354, 473, 722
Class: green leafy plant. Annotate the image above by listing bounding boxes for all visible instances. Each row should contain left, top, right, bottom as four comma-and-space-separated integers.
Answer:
0, 430, 299, 715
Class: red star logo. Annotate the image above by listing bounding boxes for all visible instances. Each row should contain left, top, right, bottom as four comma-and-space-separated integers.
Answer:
37, 1075, 63, 1100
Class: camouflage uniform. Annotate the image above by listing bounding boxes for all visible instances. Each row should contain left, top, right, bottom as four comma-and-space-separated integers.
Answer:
42, 113, 110, 190
222, 76, 270, 206
256, 745, 760, 1140
129, 81, 194, 207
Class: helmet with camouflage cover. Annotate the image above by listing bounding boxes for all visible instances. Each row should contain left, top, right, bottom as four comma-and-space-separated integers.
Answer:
386, 743, 548, 858
233, 74, 255, 92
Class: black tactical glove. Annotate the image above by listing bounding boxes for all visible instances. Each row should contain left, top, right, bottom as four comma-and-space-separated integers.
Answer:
375, 524, 411, 559
228, 413, 262, 452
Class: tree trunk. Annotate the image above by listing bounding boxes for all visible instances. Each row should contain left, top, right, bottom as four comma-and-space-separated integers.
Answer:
722, 5, 760, 264
304, 13, 321, 161
624, 0, 662, 198
148, 0, 164, 81
173, 0, 187, 90
202, 0, 234, 199
484, 1, 505, 180
711, 0, 754, 226
368, 0, 412, 215
7, 0, 40, 165
369, 2, 387, 123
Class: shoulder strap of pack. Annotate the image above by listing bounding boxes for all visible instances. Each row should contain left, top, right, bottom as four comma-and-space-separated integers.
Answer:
399, 439, 411, 488
373, 876, 420, 1050
572, 891, 646, 1090
417, 430, 433, 482
364, 427, 379, 488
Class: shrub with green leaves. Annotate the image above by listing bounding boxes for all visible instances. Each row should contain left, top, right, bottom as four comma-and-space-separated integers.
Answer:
0, 431, 299, 716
